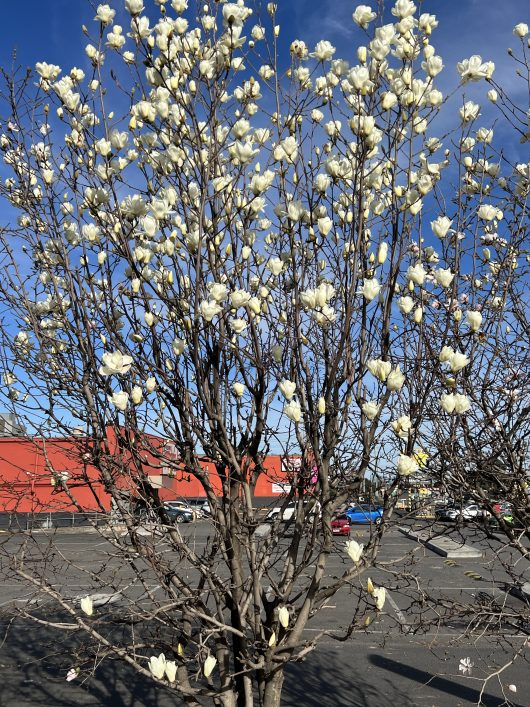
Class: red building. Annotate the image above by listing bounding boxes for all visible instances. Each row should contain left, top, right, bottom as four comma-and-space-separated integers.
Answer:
0, 429, 297, 514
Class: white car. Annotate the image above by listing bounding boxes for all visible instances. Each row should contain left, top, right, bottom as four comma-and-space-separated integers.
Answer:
436, 503, 483, 521
265, 501, 320, 522
265, 504, 296, 521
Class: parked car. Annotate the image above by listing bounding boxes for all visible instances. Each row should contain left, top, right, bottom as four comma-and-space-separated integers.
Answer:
265, 501, 320, 522
265, 503, 296, 521
163, 500, 198, 519
343, 504, 383, 525
331, 514, 352, 536
435, 503, 483, 522
489, 506, 525, 529
491, 501, 512, 516
183, 498, 211, 517
163, 505, 193, 524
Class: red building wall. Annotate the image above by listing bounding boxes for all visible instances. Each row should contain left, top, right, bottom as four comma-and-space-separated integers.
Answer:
0, 433, 296, 513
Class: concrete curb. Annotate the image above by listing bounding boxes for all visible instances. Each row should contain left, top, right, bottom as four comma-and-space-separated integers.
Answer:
398, 526, 483, 559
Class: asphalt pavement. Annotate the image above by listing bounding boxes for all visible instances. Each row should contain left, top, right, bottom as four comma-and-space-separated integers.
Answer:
0, 521, 528, 706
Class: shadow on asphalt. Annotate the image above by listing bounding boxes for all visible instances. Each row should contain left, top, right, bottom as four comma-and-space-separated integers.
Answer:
0, 614, 178, 707
369, 655, 523, 707
0, 612, 525, 707
282, 649, 415, 707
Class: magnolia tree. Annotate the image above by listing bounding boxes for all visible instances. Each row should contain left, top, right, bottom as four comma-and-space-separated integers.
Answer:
0, 0, 528, 704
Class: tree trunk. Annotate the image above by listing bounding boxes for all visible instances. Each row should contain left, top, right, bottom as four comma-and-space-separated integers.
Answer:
262, 671, 284, 707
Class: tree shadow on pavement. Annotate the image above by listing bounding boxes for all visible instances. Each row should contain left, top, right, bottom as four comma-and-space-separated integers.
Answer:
369, 655, 524, 707
0, 614, 180, 707
282, 646, 415, 707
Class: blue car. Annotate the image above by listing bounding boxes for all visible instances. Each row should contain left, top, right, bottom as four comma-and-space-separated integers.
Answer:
343, 504, 383, 525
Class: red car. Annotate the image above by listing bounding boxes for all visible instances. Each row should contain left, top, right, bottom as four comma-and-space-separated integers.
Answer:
331, 514, 352, 536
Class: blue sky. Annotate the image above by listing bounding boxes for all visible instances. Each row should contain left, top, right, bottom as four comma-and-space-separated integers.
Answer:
1, 0, 527, 90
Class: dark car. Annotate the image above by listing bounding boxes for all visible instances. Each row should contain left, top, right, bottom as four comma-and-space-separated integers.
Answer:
164, 506, 193, 524
343, 504, 383, 525
331, 514, 352, 536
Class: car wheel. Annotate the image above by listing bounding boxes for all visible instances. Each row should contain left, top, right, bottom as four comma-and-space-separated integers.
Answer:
175, 514, 184, 524
374, 516, 382, 526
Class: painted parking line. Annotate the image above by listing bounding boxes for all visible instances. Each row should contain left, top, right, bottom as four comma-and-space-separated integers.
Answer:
385, 591, 411, 633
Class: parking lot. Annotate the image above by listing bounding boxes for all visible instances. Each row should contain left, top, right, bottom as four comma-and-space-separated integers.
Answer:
0, 521, 528, 706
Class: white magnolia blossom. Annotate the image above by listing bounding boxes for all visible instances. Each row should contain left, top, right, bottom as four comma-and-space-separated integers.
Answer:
440, 392, 456, 413
345, 539, 364, 563
440, 392, 470, 414
272, 136, 298, 163
513, 23, 529, 37
66, 668, 79, 682
419, 12, 438, 34
460, 101, 481, 123
406, 263, 426, 286
284, 400, 302, 423
466, 310, 482, 332
392, 0, 416, 19
172, 338, 186, 356
208, 282, 228, 302
145, 377, 157, 393
435, 268, 454, 288
439, 346, 455, 363
95, 4, 116, 24
477, 204, 502, 221
164, 660, 177, 683
204, 655, 217, 678
230, 318, 247, 335
200, 299, 223, 322
35, 62, 61, 80
267, 257, 284, 276
457, 55, 495, 83
361, 278, 380, 302
377, 242, 388, 264
448, 351, 470, 373
396, 454, 419, 476
80, 596, 94, 616
362, 400, 380, 420
459, 657, 474, 676
279, 379, 296, 400
278, 606, 290, 628
431, 215, 452, 238
366, 358, 392, 382
372, 585, 386, 611
108, 391, 129, 411
310, 40, 336, 61
131, 386, 143, 405
317, 216, 333, 236
352, 5, 377, 29
300, 283, 335, 310
398, 296, 414, 315
148, 653, 166, 680
391, 415, 412, 440
99, 351, 133, 376
125, 0, 144, 16
386, 366, 405, 392
232, 382, 245, 397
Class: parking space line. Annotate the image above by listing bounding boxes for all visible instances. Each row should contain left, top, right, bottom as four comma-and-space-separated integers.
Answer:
386, 591, 411, 632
